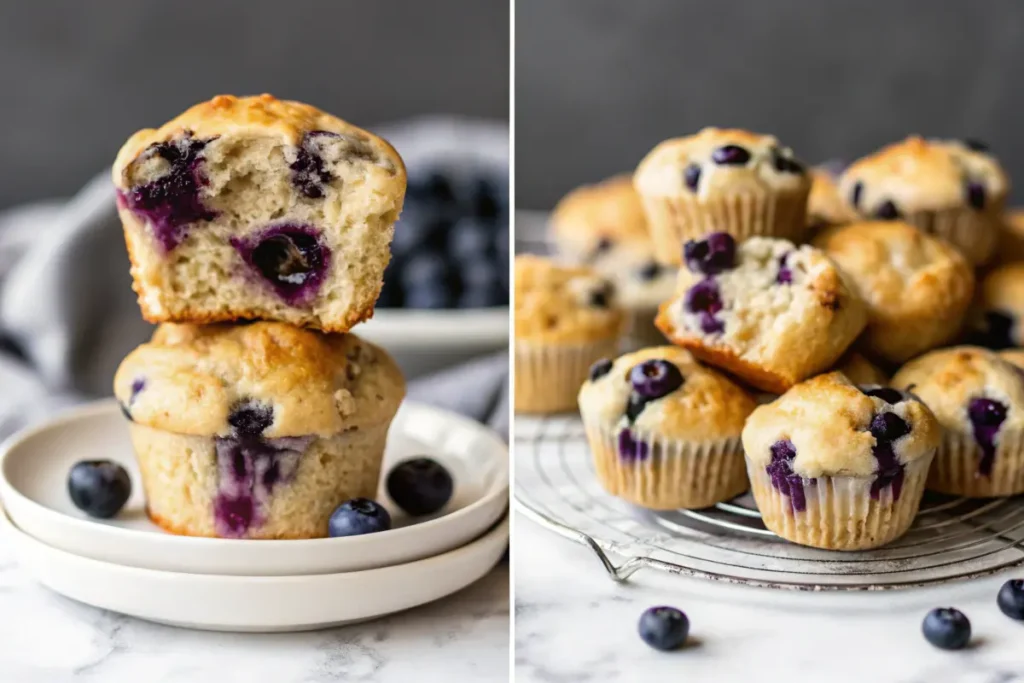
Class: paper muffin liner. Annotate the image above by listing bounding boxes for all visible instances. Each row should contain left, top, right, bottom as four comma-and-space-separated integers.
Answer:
639, 190, 809, 265
746, 455, 932, 550
622, 306, 668, 351
583, 419, 748, 510
515, 338, 619, 414
927, 428, 1024, 497
902, 207, 1000, 266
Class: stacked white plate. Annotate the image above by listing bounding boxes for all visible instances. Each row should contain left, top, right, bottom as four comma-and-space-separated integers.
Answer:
0, 400, 509, 632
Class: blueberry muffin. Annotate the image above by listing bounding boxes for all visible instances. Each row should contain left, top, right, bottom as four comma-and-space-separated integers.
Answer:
807, 168, 857, 232
113, 94, 406, 332
633, 128, 811, 264
550, 176, 676, 347
515, 255, 625, 414
578, 346, 756, 509
114, 322, 404, 538
832, 351, 889, 386
969, 263, 1024, 349
892, 347, 1024, 497
813, 221, 975, 364
838, 137, 1008, 266
995, 208, 1024, 265
654, 233, 867, 393
743, 372, 940, 550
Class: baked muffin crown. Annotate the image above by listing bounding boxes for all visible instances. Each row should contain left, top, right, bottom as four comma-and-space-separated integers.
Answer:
832, 351, 889, 386
634, 127, 810, 199
114, 322, 405, 438
114, 93, 404, 188
891, 346, 1024, 434
839, 136, 1009, 218
807, 168, 858, 228
550, 175, 650, 258
578, 346, 756, 441
514, 255, 625, 344
742, 372, 940, 478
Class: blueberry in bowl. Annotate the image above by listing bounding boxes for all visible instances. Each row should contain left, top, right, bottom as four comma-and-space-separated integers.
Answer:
67, 460, 132, 519
387, 457, 454, 516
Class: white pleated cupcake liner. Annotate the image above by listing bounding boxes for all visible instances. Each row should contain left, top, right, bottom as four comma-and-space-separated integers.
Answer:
928, 429, 1024, 498
903, 207, 1000, 266
514, 338, 619, 414
583, 419, 747, 510
639, 190, 809, 265
745, 455, 932, 551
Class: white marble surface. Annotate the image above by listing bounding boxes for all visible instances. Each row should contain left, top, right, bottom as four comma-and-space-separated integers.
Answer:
0, 544, 509, 682
515, 511, 1024, 683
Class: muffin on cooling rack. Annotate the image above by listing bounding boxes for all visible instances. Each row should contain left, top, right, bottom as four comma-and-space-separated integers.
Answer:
892, 347, 1024, 498
742, 372, 940, 550
832, 351, 889, 386
515, 255, 625, 414
969, 262, 1024, 349
813, 220, 974, 365
634, 128, 811, 264
549, 175, 676, 348
806, 168, 857, 232
578, 346, 756, 509
115, 322, 404, 538
113, 94, 406, 332
838, 137, 1008, 266
655, 232, 867, 393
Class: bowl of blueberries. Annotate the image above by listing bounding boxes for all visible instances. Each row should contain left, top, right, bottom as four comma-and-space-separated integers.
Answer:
355, 119, 510, 377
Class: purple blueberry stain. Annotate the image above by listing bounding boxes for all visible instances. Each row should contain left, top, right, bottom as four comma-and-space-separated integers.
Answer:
967, 397, 1008, 477
766, 439, 807, 512
232, 224, 331, 305
617, 359, 685, 462
712, 145, 751, 166
684, 278, 725, 334
290, 130, 341, 199
618, 428, 650, 462
683, 232, 736, 275
868, 412, 911, 500
683, 164, 701, 191
776, 253, 793, 285
129, 377, 146, 405
119, 132, 218, 251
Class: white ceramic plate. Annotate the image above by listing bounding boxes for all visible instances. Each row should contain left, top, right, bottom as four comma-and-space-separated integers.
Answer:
0, 508, 508, 632
0, 400, 508, 575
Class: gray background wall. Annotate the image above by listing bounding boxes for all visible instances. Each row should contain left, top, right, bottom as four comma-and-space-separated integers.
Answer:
0, 0, 509, 210
516, 0, 1024, 209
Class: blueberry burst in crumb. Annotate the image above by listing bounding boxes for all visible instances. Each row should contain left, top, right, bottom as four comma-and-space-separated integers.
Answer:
232, 224, 331, 305
617, 360, 684, 461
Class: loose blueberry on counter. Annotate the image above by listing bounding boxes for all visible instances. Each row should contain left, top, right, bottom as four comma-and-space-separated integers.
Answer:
589, 358, 614, 382
875, 200, 900, 220
712, 145, 751, 166
997, 579, 1024, 620
67, 460, 132, 519
967, 397, 1008, 477
966, 181, 987, 210
683, 164, 701, 191
850, 181, 864, 210
121, 133, 217, 251
683, 232, 736, 275
638, 606, 690, 652
328, 498, 393, 537
922, 608, 972, 650
387, 457, 454, 516
766, 440, 807, 511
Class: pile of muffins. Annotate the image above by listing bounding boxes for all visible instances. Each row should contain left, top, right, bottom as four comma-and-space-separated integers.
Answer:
518, 127, 1024, 551
111, 94, 407, 539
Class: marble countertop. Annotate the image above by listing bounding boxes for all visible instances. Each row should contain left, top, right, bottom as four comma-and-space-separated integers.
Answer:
0, 545, 509, 682
515, 511, 1024, 683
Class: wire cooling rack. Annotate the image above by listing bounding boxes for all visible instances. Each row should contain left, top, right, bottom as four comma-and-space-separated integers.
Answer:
515, 414, 1024, 590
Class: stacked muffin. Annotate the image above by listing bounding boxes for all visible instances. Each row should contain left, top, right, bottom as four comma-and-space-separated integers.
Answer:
532, 127, 1023, 552
112, 94, 407, 538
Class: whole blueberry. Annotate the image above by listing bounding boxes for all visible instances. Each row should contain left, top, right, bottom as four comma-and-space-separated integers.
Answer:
470, 177, 504, 220
850, 181, 863, 210
386, 457, 454, 516
997, 579, 1024, 620
870, 412, 911, 443
328, 498, 392, 537
922, 608, 971, 650
966, 181, 986, 210
589, 358, 614, 382
683, 164, 702, 191
875, 200, 900, 220
861, 386, 905, 405
67, 460, 132, 519
638, 606, 690, 651
683, 232, 736, 275
776, 253, 793, 285
712, 145, 751, 166
684, 279, 723, 315
629, 359, 684, 400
